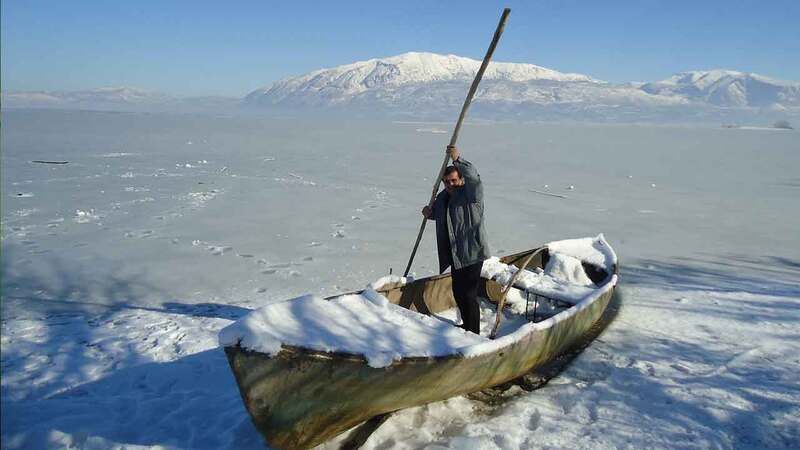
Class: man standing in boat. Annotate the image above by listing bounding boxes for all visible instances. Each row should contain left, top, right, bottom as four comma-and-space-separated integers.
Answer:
422, 145, 491, 335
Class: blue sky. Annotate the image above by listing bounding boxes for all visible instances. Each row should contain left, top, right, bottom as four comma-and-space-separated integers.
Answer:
3, 0, 799, 96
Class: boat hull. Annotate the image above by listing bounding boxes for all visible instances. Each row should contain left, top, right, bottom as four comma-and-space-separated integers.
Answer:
224, 249, 616, 449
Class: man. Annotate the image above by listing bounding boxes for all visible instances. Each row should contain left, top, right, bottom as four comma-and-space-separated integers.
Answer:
422, 145, 490, 335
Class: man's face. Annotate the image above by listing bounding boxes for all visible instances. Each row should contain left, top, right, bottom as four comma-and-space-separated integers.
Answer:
442, 171, 464, 194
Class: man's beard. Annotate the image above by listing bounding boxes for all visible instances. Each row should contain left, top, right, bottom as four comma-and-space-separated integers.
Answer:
445, 184, 462, 194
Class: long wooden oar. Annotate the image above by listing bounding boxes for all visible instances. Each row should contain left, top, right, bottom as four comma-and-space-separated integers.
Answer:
402, 8, 511, 277
489, 248, 543, 339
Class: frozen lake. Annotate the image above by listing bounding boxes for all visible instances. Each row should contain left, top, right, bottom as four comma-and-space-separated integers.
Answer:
2, 109, 799, 448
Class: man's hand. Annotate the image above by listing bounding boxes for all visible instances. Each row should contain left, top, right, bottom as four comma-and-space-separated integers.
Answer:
421, 205, 432, 219
446, 145, 460, 162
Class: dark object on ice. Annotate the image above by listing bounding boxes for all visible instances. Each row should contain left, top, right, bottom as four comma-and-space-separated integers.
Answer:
31, 160, 69, 164
529, 188, 568, 199
222, 243, 618, 450
773, 120, 793, 130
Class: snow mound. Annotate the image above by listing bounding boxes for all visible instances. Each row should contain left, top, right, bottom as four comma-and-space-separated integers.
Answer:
218, 289, 487, 368
547, 234, 616, 272
368, 274, 412, 291
481, 255, 597, 306
480, 234, 615, 305
545, 253, 595, 286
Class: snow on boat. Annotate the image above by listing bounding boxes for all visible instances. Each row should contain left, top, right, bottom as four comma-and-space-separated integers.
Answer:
219, 235, 618, 449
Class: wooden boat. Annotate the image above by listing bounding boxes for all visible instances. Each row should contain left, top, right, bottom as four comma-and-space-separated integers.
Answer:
222, 237, 618, 449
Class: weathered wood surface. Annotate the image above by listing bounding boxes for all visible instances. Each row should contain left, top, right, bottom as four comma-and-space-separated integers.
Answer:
223, 246, 617, 449
489, 248, 542, 338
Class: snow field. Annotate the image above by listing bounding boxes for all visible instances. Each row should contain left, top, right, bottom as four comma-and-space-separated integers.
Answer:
2, 110, 799, 449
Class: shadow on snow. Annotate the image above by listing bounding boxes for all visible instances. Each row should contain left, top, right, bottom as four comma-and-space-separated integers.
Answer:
1, 244, 263, 449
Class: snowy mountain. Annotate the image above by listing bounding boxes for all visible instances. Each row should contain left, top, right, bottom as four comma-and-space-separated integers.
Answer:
640, 70, 800, 108
244, 52, 597, 107
243, 52, 800, 121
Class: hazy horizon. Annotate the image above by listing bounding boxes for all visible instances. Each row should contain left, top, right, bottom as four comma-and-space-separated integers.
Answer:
3, 1, 799, 96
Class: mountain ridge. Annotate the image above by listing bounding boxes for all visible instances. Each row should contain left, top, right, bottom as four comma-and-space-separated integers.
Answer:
4, 53, 799, 122
244, 52, 799, 112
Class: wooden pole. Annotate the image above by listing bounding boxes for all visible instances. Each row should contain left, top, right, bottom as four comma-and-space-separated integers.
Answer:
402, 8, 511, 277
489, 248, 543, 339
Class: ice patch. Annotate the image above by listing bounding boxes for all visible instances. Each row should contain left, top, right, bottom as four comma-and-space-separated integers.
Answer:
184, 190, 220, 208
275, 172, 316, 186
101, 152, 137, 157
73, 209, 100, 224
416, 127, 448, 134
14, 208, 40, 217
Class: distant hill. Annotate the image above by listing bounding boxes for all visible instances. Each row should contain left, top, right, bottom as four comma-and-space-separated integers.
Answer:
2, 87, 238, 112
640, 70, 800, 108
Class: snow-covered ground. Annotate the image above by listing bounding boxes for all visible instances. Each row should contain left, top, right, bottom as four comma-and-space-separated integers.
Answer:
2, 109, 799, 449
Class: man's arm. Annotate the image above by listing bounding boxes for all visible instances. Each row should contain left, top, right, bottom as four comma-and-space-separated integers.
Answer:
448, 147, 483, 204
422, 192, 447, 220
447, 145, 480, 184
453, 158, 480, 185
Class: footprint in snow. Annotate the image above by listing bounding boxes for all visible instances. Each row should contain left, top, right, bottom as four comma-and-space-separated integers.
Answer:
208, 245, 233, 256
635, 361, 656, 377
670, 363, 692, 374
261, 269, 277, 275
527, 409, 541, 431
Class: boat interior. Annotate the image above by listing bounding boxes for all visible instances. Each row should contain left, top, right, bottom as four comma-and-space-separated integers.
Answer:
377, 246, 611, 331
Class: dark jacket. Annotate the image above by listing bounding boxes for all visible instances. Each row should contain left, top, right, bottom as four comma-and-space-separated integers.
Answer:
429, 158, 491, 273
